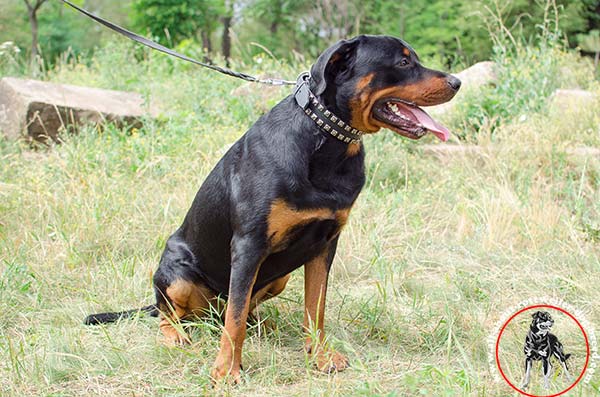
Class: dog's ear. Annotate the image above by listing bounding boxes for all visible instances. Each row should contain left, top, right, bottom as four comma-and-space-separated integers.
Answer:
531, 311, 542, 318
310, 37, 361, 96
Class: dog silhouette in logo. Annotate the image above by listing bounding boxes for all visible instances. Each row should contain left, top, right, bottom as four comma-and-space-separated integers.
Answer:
521, 311, 572, 389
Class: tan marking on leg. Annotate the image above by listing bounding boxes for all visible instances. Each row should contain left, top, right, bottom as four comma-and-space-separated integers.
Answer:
267, 199, 334, 247
211, 269, 260, 384
304, 251, 349, 373
159, 279, 215, 345
249, 273, 291, 312
248, 274, 291, 331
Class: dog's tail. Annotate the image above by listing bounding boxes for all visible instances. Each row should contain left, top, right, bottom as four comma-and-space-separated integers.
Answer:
84, 304, 159, 325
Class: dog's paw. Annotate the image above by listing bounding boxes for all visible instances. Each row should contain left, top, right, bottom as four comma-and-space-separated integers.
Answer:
210, 357, 243, 385
313, 350, 350, 373
159, 319, 191, 346
543, 380, 551, 390
161, 329, 191, 346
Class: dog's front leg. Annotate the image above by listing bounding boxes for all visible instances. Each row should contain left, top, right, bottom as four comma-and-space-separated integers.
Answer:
303, 238, 349, 373
542, 358, 552, 389
211, 234, 265, 384
521, 358, 532, 389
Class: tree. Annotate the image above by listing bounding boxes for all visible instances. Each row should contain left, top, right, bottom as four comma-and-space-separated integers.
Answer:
133, 0, 224, 56
578, 29, 600, 68
221, 0, 234, 65
22, 0, 48, 64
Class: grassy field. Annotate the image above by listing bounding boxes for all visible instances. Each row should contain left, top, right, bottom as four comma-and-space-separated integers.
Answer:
1, 36, 600, 396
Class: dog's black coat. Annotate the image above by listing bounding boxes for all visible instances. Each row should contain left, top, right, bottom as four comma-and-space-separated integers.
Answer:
84, 35, 461, 379
85, 34, 458, 322
521, 311, 572, 389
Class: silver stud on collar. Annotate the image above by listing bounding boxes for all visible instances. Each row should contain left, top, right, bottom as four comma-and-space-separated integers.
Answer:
294, 73, 365, 145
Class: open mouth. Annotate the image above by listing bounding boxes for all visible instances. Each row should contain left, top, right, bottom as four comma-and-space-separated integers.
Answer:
372, 98, 450, 142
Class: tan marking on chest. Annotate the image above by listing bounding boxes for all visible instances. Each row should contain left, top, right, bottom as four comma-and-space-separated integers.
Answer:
346, 142, 361, 157
267, 199, 335, 246
335, 208, 351, 227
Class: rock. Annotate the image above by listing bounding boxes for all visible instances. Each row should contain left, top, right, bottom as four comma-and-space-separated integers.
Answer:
548, 89, 598, 111
0, 77, 155, 142
427, 61, 496, 117
453, 61, 496, 88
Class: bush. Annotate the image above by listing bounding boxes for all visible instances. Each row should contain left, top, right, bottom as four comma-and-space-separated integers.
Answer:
446, 1, 599, 140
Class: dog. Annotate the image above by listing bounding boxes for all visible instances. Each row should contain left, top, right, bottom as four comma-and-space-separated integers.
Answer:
84, 35, 460, 383
521, 311, 572, 389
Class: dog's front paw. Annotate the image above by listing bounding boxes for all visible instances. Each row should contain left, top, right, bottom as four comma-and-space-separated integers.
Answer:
211, 356, 242, 385
159, 319, 191, 345
317, 350, 349, 373
543, 378, 551, 389
310, 349, 349, 373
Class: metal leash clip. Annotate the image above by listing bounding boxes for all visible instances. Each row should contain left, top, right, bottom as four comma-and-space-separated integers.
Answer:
293, 72, 311, 110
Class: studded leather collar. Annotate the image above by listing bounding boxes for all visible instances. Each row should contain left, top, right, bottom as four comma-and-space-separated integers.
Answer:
294, 72, 364, 145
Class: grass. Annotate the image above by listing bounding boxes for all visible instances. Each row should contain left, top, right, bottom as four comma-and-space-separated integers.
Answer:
1, 27, 600, 397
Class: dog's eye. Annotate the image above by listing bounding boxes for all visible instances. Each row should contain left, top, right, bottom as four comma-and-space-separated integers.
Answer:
399, 58, 410, 67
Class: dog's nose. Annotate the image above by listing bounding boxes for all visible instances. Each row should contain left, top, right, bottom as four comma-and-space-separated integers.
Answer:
447, 75, 461, 91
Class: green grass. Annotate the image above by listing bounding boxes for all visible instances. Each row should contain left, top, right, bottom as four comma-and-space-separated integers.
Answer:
1, 37, 600, 396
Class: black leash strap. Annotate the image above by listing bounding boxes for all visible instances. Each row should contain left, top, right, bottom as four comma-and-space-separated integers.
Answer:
59, 0, 295, 86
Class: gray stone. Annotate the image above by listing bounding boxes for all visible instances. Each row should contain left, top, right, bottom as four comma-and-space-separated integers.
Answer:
0, 77, 155, 142
549, 89, 598, 111
453, 61, 496, 88
427, 61, 497, 117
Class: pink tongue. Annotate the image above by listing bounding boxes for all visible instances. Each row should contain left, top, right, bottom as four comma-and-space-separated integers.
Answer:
401, 103, 450, 142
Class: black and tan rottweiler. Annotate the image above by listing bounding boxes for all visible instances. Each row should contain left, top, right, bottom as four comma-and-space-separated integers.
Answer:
521, 311, 572, 389
85, 35, 460, 383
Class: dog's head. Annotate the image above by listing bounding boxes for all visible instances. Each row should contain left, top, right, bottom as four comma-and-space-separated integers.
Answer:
309, 35, 460, 141
531, 311, 554, 334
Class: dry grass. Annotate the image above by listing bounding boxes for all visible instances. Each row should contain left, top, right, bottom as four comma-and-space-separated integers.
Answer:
1, 40, 600, 396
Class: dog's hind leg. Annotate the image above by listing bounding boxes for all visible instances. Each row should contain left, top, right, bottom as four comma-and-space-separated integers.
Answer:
153, 236, 217, 345
554, 350, 572, 382
521, 358, 533, 389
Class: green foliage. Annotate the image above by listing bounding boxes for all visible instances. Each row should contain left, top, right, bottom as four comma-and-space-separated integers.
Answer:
445, 1, 600, 139
1, 29, 599, 394
132, 0, 224, 46
2, 0, 600, 68
361, 0, 492, 67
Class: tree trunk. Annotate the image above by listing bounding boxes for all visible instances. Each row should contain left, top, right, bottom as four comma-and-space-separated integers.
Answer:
221, 16, 232, 67
270, 21, 278, 34
28, 8, 39, 62
201, 31, 212, 52
23, 0, 46, 72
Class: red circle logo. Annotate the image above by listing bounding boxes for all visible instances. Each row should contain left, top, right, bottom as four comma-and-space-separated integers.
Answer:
495, 304, 590, 396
